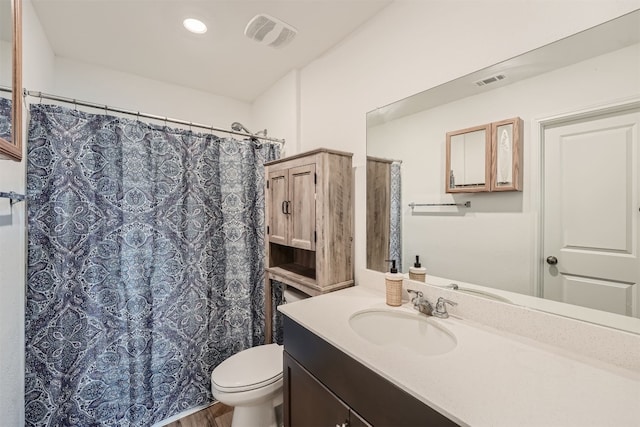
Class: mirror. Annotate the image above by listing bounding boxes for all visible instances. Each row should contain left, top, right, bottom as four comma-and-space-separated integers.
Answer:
366, 10, 640, 334
446, 124, 490, 192
0, 0, 22, 160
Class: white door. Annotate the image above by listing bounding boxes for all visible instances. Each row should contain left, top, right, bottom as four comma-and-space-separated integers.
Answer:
543, 109, 640, 317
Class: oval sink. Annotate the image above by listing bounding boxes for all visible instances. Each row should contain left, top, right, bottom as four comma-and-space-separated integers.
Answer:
349, 309, 457, 356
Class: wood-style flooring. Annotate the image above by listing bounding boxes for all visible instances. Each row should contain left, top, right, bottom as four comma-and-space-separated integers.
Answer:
165, 402, 234, 427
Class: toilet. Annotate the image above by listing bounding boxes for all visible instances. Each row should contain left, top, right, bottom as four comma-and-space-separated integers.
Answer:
211, 343, 284, 427
211, 286, 308, 427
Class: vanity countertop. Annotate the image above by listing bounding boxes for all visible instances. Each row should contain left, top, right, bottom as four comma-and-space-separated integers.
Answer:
278, 286, 640, 427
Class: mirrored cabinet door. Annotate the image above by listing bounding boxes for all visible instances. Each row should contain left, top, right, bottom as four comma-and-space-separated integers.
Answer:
491, 117, 522, 191
445, 124, 491, 193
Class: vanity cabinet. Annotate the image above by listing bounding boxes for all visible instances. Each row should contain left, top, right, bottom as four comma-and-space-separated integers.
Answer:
264, 149, 354, 342
283, 316, 458, 427
284, 352, 370, 427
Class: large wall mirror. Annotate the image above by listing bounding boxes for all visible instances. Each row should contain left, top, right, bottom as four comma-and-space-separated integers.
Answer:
0, 0, 22, 161
366, 9, 640, 334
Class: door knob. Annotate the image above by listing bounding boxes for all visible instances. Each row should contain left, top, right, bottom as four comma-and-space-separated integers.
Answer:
546, 256, 558, 265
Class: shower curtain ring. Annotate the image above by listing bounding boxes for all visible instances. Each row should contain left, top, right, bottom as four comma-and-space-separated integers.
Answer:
164, 117, 168, 128
137, 112, 140, 121
73, 99, 77, 111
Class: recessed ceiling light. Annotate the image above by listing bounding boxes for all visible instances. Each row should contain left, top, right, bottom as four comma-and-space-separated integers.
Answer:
183, 18, 207, 34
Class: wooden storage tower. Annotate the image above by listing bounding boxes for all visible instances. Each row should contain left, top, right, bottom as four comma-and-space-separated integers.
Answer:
264, 148, 354, 342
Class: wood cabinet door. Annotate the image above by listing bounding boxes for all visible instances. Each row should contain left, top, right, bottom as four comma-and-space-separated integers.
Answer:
288, 164, 316, 251
350, 409, 373, 427
284, 352, 350, 427
268, 169, 289, 245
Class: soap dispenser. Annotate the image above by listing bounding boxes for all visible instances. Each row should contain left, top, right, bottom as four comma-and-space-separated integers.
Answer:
409, 255, 427, 282
385, 260, 403, 306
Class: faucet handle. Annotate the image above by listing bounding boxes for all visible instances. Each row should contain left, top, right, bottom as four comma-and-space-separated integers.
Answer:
406, 289, 423, 304
434, 297, 457, 318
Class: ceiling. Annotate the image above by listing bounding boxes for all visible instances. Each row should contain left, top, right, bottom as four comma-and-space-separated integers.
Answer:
31, 0, 392, 103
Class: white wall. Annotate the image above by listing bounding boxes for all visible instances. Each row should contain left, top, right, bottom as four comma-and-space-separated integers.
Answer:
52, 57, 252, 133
0, 0, 54, 425
368, 44, 640, 294
251, 69, 299, 156
1, 40, 10, 87
286, 0, 640, 282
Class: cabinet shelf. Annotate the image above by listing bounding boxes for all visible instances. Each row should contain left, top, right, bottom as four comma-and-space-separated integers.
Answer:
267, 265, 353, 297
273, 263, 316, 280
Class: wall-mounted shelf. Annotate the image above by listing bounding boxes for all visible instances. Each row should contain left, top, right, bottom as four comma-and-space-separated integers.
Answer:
0, 191, 25, 205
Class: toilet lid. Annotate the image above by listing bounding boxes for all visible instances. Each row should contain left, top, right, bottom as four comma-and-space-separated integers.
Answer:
211, 344, 283, 392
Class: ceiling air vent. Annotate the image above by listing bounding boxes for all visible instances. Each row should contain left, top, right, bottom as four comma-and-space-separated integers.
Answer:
244, 14, 297, 49
474, 74, 506, 87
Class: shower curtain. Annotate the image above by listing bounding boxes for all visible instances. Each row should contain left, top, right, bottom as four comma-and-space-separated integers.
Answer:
389, 161, 402, 269
0, 97, 12, 140
24, 103, 279, 426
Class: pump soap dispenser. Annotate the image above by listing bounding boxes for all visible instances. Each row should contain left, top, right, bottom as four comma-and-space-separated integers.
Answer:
385, 260, 403, 306
409, 255, 427, 282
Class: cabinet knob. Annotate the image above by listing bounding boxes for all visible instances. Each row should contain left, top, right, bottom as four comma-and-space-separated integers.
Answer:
546, 256, 558, 265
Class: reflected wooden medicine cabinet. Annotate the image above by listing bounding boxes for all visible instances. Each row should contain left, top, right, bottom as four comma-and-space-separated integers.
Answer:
446, 117, 522, 193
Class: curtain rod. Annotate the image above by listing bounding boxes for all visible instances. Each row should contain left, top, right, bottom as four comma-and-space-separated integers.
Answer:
23, 89, 285, 145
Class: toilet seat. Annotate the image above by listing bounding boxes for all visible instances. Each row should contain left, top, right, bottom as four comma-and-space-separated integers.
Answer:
211, 344, 283, 393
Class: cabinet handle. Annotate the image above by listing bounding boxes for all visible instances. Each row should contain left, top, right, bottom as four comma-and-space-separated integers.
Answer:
285, 200, 291, 214
282, 201, 287, 214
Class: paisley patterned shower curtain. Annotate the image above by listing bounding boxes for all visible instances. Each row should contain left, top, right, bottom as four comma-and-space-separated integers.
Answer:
0, 97, 12, 140
389, 161, 402, 269
24, 104, 279, 426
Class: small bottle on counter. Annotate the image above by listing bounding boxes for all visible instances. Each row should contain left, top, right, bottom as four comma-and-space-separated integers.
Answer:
409, 255, 426, 282
385, 259, 403, 307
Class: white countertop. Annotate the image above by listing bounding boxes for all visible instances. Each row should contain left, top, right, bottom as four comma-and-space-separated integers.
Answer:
278, 286, 640, 427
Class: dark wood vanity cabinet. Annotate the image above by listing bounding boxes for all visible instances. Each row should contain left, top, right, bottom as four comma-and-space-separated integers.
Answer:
284, 352, 371, 427
283, 316, 459, 427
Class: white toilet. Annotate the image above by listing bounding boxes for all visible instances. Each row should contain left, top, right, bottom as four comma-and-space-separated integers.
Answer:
211, 287, 308, 427
211, 343, 284, 427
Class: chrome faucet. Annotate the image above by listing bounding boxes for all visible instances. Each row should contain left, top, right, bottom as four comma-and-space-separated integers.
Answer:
406, 289, 433, 316
433, 297, 457, 318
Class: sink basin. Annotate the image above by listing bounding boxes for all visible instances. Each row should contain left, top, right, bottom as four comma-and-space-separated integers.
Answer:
349, 309, 457, 356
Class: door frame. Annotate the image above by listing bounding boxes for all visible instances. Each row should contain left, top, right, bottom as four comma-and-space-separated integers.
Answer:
534, 96, 640, 297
